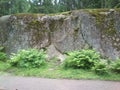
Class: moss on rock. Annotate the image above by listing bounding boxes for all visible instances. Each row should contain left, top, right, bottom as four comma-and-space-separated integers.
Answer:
85, 9, 108, 25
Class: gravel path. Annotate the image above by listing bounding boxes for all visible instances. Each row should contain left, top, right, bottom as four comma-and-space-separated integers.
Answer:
0, 76, 120, 90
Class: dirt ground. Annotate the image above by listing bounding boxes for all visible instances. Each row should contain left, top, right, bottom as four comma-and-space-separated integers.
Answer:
0, 76, 120, 90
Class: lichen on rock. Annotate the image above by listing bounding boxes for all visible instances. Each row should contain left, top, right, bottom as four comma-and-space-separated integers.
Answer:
1, 9, 120, 60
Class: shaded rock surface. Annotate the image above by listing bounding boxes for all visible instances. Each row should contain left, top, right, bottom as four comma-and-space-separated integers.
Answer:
0, 9, 120, 60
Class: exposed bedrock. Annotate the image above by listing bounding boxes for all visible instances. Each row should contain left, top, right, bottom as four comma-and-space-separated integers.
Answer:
0, 9, 120, 60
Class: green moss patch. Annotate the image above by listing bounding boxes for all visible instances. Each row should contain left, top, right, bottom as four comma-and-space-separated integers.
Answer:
14, 13, 45, 18
84, 9, 108, 25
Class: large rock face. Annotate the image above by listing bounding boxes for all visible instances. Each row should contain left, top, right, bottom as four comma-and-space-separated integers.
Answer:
0, 9, 120, 60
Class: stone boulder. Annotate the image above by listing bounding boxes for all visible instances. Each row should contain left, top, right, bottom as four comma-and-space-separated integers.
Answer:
0, 9, 120, 60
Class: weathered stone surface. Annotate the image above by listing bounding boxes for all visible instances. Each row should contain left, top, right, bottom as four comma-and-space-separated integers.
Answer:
0, 9, 120, 60
46, 44, 65, 61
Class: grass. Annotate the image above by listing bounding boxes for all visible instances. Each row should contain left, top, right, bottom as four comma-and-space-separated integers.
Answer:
0, 61, 11, 71
0, 60, 120, 81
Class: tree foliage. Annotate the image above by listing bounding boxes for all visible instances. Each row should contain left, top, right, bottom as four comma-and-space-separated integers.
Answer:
0, 0, 120, 16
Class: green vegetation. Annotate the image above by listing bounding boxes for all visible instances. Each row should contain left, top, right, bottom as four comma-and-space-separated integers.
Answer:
0, 52, 7, 62
9, 49, 46, 68
0, 61, 11, 71
0, 49, 120, 81
5, 66, 120, 81
63, 49, 100, 69
92, 60, 108, 75
63, 49, 109, 75
85, 9, 106, 25
1, 0, 120, 16
0, 46, 7, 62
110, 59, 120, 73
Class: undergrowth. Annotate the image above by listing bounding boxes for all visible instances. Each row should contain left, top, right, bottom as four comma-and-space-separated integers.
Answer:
0, 49, 120, 81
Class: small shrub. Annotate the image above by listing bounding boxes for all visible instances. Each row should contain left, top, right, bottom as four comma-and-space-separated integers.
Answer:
9, 49, 46, 68
63, 49, 100, 69
0, 52, 7, 62
0, 46, 7, 62
93, 60, 108, 75
110, 59, 120, 73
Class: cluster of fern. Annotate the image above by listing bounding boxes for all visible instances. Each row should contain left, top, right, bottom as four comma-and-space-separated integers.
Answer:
63, 49, 120, 75
0, 47, 120, 75
9, 49, 46, 68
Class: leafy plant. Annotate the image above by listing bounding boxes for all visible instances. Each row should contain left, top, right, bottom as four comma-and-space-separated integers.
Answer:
9, 49, 46, 68
63, 49, 100, 69
0, 52, 7, 62
0, 46, 7, 62
93, 60, 108, 75
110, 59, 120, 73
